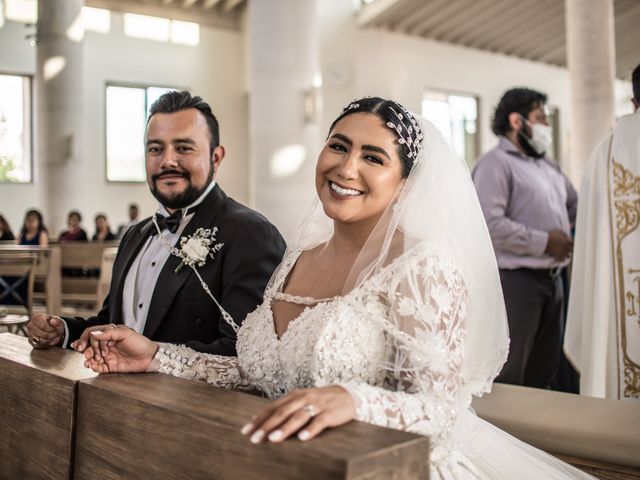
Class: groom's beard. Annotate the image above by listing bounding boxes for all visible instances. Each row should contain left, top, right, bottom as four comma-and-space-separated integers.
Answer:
150, 161, 214, 209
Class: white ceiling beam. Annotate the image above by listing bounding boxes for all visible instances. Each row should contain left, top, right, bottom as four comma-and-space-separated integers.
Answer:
391, 0, 449, 33
410, 1, 472, 37
470, 1, 545, 50
183, 0, 198, 7
223, 0, 244, 13
428, 0, 495, 41
202, 0, 221, 9
357, 0, 403, 27
440, 0, 509, 44
502, 1, 564, 57
86, 0, 240, 29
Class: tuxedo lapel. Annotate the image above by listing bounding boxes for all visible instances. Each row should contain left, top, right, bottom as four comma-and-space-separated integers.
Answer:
110, 220, 155, 324
143, 185, 227, 337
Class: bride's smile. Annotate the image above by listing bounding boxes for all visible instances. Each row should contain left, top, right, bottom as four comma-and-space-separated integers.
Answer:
316, 112, 404, 225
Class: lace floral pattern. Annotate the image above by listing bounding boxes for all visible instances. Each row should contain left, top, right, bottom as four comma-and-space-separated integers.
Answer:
154, 242, 473, 477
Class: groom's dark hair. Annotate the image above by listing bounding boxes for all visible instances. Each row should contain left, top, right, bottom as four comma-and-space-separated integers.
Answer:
147, 91, 220, 152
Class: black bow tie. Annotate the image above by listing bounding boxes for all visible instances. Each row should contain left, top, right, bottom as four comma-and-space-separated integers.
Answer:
152, 210, 183, 235
151, 204, 201, 236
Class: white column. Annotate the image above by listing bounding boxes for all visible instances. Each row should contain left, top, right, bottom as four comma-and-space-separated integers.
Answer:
247, 0, 321, 240
566, 0, 616, 183
36, 0, 84, 233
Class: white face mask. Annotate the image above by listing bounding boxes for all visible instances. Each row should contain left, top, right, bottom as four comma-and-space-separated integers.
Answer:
520, 115, 552, 156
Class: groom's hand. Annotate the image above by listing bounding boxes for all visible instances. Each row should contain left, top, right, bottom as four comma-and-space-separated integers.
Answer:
240, 386, 356, 444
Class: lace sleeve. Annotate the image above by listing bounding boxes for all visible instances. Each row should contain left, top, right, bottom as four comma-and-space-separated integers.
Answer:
154, 343, 252, 390
341, 248, 467, 448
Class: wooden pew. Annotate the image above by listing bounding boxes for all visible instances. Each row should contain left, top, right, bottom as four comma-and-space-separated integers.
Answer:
75, 374, 430, 479
473, 383, 640, 479
0, 333, 97, 480
0, 245, 61, 316
59, 242, 118, 308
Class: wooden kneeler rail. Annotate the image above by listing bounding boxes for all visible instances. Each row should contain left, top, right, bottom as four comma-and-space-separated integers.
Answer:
0, 333, 97, 480
74, 374, 430, 479
0, 333, 430, 479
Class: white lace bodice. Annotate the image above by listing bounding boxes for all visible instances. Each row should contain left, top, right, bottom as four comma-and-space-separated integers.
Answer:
156, 242, 472, 476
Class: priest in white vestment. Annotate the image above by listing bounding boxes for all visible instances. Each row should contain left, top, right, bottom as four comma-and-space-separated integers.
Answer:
565, 66, 640, 400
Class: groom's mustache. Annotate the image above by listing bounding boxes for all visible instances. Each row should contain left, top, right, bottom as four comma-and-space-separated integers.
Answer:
152, 169, 191, 183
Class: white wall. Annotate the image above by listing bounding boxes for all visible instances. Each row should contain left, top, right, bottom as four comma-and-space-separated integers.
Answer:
0, 13, 247, 236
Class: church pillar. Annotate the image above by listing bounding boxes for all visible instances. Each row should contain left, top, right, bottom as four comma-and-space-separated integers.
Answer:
36, 0, 84, 233
565, 0, 616, 183
247, 0, 321, 240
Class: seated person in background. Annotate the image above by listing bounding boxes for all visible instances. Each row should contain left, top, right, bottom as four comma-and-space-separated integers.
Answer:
59, 210, 88, 242
0, 214, 15, 241
17, 209, 48, 246
26, 90, 285, 356
92, 213, 117, 242
117, 203, 140, 239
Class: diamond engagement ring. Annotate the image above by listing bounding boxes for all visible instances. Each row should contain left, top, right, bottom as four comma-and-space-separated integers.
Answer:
302, 404, 317, 418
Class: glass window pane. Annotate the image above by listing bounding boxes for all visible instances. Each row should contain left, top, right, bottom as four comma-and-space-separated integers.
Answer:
4, 0, 37, 23
0, 74, 31, 183
82, 7, 111, 34
124, 13, 170, 42
422, 90, 479, 167
106, 86, 146, 182
170, 20, 200, 46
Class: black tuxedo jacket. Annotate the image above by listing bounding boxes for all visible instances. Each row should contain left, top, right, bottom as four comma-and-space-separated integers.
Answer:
64, 185, 286, 355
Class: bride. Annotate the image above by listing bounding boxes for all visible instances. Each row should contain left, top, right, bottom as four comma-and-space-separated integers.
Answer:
79, 98, 594, 479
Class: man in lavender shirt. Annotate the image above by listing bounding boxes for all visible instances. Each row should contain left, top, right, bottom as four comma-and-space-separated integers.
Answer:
472, 88, 577, 388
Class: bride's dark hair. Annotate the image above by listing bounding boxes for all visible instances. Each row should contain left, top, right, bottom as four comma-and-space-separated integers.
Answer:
328, 97, 421, 178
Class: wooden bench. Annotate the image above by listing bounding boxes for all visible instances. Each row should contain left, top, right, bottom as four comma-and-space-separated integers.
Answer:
0, 333, 430, 479
75, 374, 429, 479
0, 245, 61, 316
0, 333, 97, 480
58, 242, 118, 308
472, 383, 640, 479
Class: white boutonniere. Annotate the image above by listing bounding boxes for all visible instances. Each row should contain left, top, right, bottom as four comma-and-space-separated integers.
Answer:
172, 227, 224, 273
152, 218, 239, 333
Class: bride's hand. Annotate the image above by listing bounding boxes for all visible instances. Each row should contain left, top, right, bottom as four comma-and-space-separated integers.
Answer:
241, 386, 356, 443
81, 326, 159, 374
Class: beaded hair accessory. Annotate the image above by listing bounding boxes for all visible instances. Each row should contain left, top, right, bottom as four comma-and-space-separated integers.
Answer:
386, 106, 424, 163
341, 99, 424, 164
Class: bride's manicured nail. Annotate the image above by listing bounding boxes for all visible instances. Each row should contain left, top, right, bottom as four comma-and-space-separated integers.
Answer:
250, 430, 265, 444
298, 430, 310, 441
268, 430, 284, 442
90, 330, 103, 335
240, 423, 252, 435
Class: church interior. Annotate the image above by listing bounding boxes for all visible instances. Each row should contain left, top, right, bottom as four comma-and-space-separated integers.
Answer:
0, 0, 639, 478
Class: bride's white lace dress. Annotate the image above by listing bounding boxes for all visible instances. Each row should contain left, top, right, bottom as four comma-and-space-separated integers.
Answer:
154, 243, 593, 479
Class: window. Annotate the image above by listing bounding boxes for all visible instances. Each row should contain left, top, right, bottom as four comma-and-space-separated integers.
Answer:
0, 74, 32, 183
422, 90, 479, 167
124, 13, 200, 46
105, 84, 176, 182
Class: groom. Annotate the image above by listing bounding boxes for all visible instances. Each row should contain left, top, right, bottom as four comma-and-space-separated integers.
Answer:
26, 91, 286, 355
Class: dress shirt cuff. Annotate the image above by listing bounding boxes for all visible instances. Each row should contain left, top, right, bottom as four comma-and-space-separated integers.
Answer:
530, 229, 550, 257
60, 319, 70, 349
